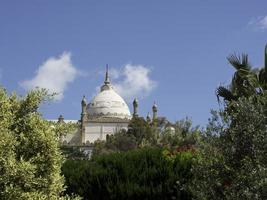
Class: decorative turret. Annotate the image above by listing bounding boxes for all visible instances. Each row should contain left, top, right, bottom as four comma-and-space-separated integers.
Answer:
58, 115, 64, 123
152, 101, 158, 121
81, 95, 87, 115
133, 98, 138, 117
146, 112, 151, 123
81, 95, 87, 144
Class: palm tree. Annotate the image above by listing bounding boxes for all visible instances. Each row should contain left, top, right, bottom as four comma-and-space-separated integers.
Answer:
217, 44, 267, 102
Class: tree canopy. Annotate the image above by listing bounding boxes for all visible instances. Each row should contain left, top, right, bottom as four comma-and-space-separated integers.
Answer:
0, 88, 79, 200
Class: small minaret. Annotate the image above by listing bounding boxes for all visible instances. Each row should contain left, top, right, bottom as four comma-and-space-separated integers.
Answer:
81, 95, 87, 144
146, 112, 151, 123
152, 101, 158, 121
58, 114, 64, 123
81, 95, 87, 118
57, 115, 64, 143
133, 98, 138, 118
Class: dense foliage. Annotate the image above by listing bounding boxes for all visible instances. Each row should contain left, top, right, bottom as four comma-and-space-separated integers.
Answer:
92, 117, 201, 157
159, 118, 201, 149
191, 95, 267, 200
0, 88, 79, 200
62, 147, 195, 200
190, 46, 267, 200
92, 129, 138, 156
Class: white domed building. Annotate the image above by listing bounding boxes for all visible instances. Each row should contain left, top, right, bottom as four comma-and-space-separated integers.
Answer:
59, 67, 159, 151
80, 69, 132, 143
60, 67, 134, 145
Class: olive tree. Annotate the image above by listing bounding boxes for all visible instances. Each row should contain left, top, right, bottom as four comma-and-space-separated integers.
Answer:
191, 95, 267, 200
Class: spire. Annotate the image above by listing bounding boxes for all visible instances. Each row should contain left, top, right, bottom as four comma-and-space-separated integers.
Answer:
104, 64, 110, 85
101, 64, 112, 91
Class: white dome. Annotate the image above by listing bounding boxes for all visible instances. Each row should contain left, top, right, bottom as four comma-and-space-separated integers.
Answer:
165, 126, 175, 134
87, 87, 131, 119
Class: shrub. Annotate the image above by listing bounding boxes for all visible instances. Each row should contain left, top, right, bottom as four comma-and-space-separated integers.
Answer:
62, 148, 195, 200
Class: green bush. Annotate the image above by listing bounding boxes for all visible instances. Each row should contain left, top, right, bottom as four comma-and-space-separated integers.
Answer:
62, 148, 195, 200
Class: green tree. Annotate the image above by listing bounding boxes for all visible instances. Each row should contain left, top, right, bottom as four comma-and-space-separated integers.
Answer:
105, 129, 137, 151
159, 118, 201, 149
191, 45, 267, 199
92, 129, 137, 157
192, 46, 267, 199
92, 116, 202, 157
127, 116, 158, 146
0, 88, 79, 200
92, 117, 157, 157
191, 89, 267, 200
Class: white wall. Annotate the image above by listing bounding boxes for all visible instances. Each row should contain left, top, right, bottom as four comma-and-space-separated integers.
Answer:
61, 128, 81, 145
85, 122, 128, 143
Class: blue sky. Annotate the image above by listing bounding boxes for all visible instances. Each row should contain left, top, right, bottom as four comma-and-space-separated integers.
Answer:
0, 1, 267, 126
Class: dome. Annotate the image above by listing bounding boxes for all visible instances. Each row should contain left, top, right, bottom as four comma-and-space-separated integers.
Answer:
86, 66, 131, 119
165, 126, 175, 134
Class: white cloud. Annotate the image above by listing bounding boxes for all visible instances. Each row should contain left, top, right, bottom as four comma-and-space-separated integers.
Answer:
257, 16, 267, 29
248, 16, 267, 30
109, 67, 121, 80
20, 52, 78, 101
99, 64, 157, 101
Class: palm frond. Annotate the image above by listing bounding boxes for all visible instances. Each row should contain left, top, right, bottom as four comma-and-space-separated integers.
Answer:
227, 53, 251, 71
216, 86, 238, 101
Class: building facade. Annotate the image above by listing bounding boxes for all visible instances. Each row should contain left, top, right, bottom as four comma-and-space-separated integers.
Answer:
59, 67, 161, 149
